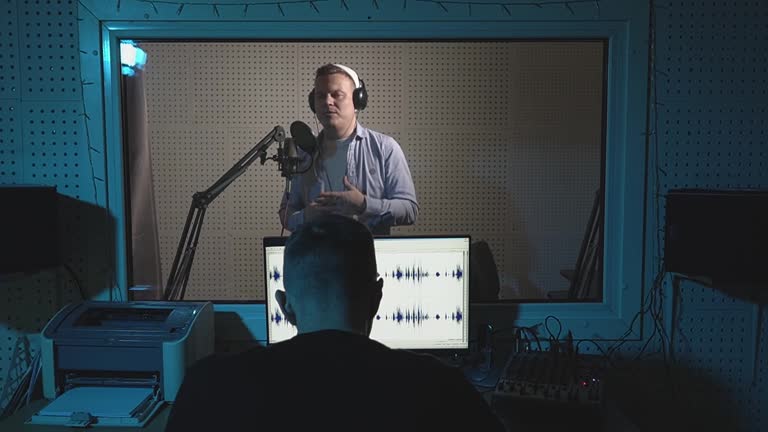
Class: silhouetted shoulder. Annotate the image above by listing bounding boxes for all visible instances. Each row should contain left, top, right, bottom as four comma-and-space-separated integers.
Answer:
166, 334, 505, 431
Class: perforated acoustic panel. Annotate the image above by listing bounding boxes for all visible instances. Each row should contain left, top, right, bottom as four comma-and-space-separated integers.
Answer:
141, 41, 603, 301
19, 0, 80, 100
0, 0, 108, 406
0, 0, 20, 99
0, 100, 20, 183
654, 1, 768, 431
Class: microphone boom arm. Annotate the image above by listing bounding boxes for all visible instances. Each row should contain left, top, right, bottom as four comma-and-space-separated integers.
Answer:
162, 125, 286, 301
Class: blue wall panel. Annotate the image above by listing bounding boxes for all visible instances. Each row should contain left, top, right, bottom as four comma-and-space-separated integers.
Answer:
0, 0, 20, 99
18, 0, 80, 100
0, 100, 21, 183
653, 1, 768, 430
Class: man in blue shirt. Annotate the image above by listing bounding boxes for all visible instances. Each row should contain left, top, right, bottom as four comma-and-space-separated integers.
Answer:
279, 64, 419, 235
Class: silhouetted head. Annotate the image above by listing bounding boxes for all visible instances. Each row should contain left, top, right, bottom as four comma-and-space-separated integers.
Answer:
276, 214, 383, 336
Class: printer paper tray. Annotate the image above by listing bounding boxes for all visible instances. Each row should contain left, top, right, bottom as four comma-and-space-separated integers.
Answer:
27, 386, 163, 428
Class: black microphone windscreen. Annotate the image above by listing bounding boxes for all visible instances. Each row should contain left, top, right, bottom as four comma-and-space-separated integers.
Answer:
290, 121, 317, 154
284, 138, 298, 159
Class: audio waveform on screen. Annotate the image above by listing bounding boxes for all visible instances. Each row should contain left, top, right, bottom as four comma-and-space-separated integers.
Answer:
374, 306, 464, 325
451, 266, 463, 280
452, 307, 463, 322
382, 265, 464, 282
273, 307, 464, 328
269, 267, 281, 282
387, 265, 429, 282
270, 311, 290, 326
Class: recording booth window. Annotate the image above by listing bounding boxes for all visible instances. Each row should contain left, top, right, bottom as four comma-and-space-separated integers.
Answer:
120, 40, 606, 303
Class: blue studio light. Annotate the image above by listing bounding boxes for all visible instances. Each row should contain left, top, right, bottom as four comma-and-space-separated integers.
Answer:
120, 40, 148, 76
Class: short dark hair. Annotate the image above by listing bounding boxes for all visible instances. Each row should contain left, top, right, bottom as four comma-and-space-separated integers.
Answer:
284, 215, 377, 299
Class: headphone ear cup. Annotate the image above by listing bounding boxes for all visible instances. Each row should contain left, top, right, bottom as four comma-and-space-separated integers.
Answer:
308, 89, 316, 113
354, 79, 368, 111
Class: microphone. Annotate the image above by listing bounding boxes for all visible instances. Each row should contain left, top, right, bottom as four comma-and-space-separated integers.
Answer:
290, 120, 317, 154
280, 137, 300, 177
279, 121, 317, 177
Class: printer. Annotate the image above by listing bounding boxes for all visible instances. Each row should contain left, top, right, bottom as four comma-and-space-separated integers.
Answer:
28, 301, 214, 427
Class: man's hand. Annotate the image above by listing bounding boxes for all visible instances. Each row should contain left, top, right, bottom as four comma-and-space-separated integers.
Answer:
309, 176, 366, 216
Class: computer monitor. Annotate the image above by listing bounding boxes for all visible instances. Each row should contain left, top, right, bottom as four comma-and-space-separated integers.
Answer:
264, 235, 470, 352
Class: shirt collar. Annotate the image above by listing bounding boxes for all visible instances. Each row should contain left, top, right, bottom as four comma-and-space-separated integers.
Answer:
318, 122, 367, 142
317, 123, 367, 157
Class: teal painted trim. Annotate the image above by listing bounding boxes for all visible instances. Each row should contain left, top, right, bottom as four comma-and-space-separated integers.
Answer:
101, 25, 130, 301
614, 16, 651, 341
102, 20, 624, 38
80, 0, 637, 22
92, 6, 650, 340
79, 5, 119, 301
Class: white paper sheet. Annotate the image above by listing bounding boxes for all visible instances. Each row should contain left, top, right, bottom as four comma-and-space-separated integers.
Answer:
39, 386, 153, 418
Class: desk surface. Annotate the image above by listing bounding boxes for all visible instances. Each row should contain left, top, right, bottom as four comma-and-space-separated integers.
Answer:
0, 399, 170, 431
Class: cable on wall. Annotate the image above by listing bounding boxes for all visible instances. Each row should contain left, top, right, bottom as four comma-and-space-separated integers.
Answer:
414, 0, 600, 16
599, 0, 672, 372
132, 0, 330, 16
122, 0, 601, 16
547, 0, 673, 372
644, 0, 673, 367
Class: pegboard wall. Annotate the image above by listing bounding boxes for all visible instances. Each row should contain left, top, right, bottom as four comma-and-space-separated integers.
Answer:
645, 1, 768, 430
140, 41, 603, 301
0, 0, 112, 411
1, 0, 766, 429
